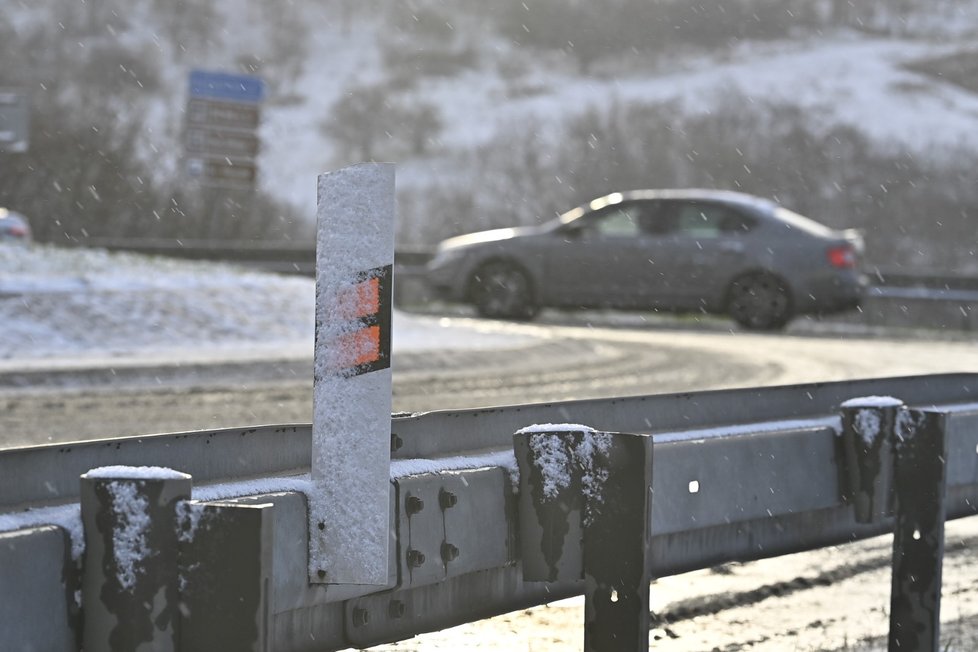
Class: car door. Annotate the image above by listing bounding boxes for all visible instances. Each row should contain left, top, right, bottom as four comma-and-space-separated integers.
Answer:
545, 200, 674, 308
658, 200, 755, 306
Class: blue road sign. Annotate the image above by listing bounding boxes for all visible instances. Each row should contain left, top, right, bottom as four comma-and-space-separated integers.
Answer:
189, 69, 265, 104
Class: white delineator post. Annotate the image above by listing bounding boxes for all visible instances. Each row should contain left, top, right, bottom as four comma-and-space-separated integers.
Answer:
311, 163, 395, 585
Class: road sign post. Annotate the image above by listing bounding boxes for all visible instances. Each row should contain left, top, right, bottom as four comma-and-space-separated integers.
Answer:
183, 70, 264, 191
311, 163, 396, 585
0, 90, 29, 153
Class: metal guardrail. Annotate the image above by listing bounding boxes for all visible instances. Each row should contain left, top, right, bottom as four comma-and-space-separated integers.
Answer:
870, 266, 978, 292
2, 373, 977, 650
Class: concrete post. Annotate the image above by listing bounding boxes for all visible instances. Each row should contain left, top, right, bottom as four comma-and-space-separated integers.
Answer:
80, 466, 191, 652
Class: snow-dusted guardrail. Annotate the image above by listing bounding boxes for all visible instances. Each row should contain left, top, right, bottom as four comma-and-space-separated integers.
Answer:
2, 373, 977, 651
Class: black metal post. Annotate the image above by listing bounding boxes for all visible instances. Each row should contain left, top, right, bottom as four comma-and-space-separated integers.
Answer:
839, 397, 904, 524
889, 409, 948, 652
582, 432, 653, 652
514, 427, 653, 652
178, 500, 274, 652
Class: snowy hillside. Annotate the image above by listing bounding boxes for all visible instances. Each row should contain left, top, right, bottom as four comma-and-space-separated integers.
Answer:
5, 1, 978, 269
262, 26, 978, 218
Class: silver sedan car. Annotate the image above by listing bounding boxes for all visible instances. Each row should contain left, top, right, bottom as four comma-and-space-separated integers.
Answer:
426, 189, 866, 330
0, 208, 32, 245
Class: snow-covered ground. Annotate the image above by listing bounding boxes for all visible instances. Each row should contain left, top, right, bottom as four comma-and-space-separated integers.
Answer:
259, 23, 978, 218
0, 244, 535, 364
9, 3, 978, 228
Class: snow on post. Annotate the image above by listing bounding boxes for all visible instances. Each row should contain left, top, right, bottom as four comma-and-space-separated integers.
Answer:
839, 396, 905, 524
311, 163, 395, 585
79, 466, 192, 652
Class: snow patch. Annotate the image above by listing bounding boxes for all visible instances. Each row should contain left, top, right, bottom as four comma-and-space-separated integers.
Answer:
0, 503, 84, 560
102, 481, 152, 592
85, 466, 191, 481
853, 409, 883, 447
0, 245, 540, 363
391, 450, 518, 486
523, 426, 613, 504
840, 396, 904, 409
840, 397, 904, 446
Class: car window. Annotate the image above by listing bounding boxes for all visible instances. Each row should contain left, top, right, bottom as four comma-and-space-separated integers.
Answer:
636, 200, 675, 236
672, 202, 755, 238
588, 203, 645, 237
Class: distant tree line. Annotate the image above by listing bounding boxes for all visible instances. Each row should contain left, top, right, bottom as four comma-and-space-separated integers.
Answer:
467, 0, 962, 72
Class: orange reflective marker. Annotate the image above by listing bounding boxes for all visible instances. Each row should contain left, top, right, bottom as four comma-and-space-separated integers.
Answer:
337, 276, 381, 321
334, 325, 381, 370
327, 265, 392, 377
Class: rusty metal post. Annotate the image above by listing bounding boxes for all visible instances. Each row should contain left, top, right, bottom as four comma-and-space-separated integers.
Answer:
840, 397, 904, 523
888, 409, 947, 652
514, 426, 653, 652
80, 467, 192, 652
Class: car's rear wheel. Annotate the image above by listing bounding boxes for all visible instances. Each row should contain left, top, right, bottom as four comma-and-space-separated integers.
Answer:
727, 272, 793, 331
469, 261, 538, 320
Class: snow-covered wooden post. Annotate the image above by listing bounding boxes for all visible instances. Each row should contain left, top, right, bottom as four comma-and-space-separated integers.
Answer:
312, 163, 395, 585
80, 466, 192, 652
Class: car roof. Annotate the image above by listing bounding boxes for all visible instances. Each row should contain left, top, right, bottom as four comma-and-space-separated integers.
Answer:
620, 188, 775, 209
559, 189, 775, 223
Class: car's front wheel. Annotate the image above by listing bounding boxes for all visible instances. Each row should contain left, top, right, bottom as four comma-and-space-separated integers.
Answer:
727, 272, 793, 331
469, 261, 538, 320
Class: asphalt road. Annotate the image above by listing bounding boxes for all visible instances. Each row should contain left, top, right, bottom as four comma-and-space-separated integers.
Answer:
3, 318, 978, 448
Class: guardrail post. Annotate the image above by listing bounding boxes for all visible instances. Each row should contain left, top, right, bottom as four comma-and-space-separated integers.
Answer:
888, 409, 947, 652
178, 501, 274, 652
840, 397, 904, 523
514, 425, 653, 652
80, 467, 192, 652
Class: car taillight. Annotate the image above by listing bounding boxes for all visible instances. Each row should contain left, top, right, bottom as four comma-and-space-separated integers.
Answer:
827, 244, 856, 269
